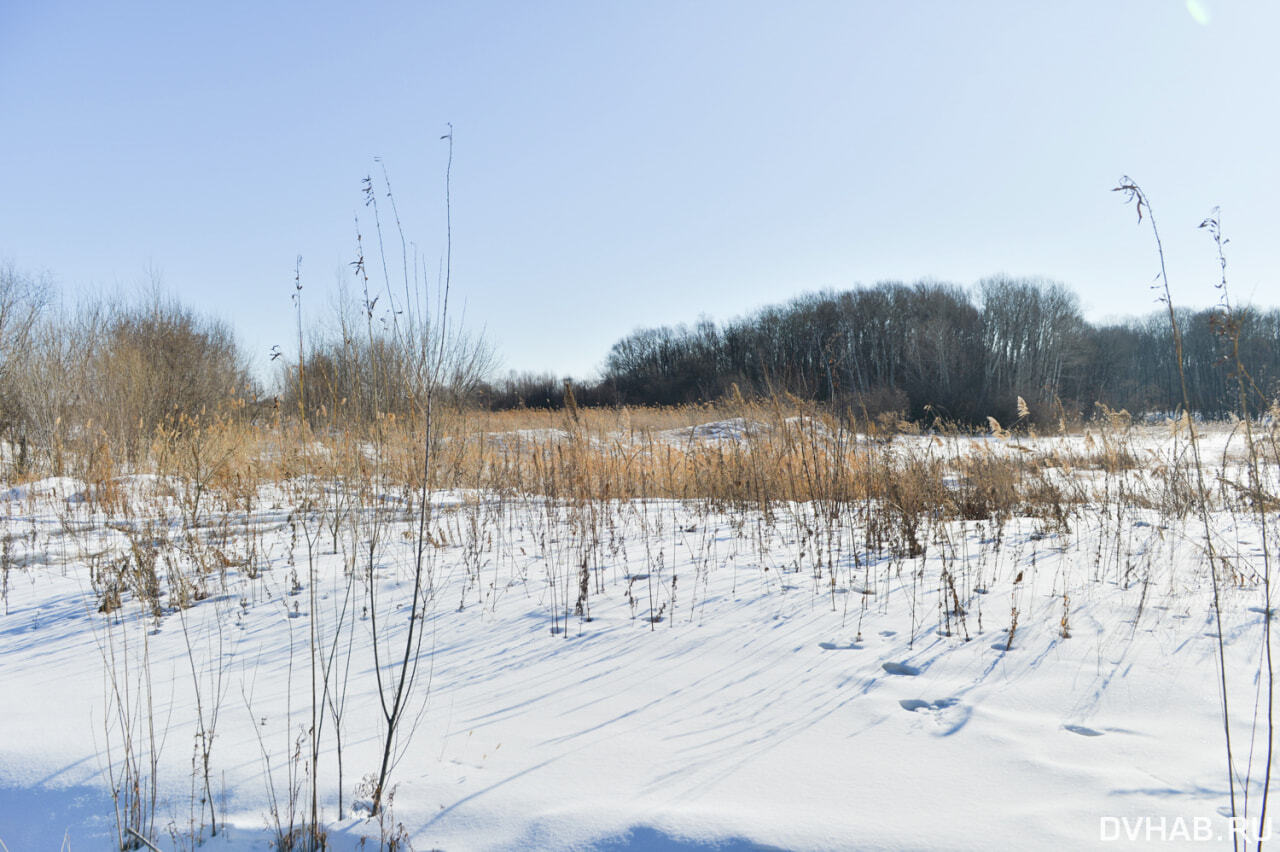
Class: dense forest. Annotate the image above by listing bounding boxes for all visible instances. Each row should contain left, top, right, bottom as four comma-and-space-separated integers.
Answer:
487, 277, 1280, 425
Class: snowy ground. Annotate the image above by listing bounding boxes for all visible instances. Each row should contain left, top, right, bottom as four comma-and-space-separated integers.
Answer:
1, 429, 1277, 850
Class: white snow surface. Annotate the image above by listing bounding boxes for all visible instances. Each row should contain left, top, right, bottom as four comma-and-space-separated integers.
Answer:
0, 431, 1277, 850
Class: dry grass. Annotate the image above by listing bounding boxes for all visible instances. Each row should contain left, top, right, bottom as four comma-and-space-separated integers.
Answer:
13, 397, 1273, 568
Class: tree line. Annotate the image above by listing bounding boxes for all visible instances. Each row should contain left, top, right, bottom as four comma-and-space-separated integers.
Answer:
4, 263, 1278, 470
487, 276, 1280, 425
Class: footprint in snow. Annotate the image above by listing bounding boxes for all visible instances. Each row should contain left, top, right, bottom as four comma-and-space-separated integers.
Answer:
900, 697, 959, 712
1064, 724, 1104, 737
900, 697, 970, 735
882, 661, 921, 676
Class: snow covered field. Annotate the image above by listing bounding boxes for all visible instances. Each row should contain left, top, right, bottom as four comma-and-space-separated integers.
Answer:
1, 423, 1277, 850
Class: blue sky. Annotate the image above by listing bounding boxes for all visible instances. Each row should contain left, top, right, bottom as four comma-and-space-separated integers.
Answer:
2, 1, 1276, 380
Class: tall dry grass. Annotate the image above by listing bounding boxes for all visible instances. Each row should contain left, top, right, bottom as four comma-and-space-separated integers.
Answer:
15, 394, 1266, 556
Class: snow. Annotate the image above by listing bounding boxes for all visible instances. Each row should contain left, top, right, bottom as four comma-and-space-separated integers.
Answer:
1, 426, 1277, 850
658, 418, 764, 445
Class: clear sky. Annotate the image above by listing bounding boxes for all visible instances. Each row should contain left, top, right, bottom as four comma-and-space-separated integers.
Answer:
2, 1, 1277, 381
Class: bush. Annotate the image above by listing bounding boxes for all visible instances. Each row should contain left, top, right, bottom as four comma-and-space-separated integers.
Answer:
0, 263, 51, 467
1, 284, 256, 475
87, 296, 256, 463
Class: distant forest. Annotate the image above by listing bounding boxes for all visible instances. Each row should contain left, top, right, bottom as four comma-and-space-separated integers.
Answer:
484, 277, 1280, 425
